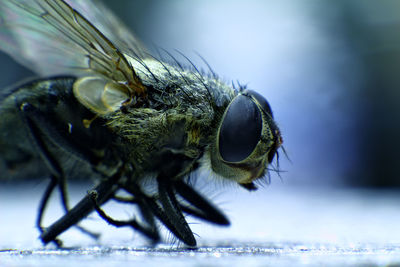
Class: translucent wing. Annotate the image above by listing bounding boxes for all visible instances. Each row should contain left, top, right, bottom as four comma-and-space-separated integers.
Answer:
62, 0, 147, 59
0, 0, 147, 107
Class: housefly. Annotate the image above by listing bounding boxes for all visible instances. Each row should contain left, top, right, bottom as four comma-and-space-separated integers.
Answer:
0, 0, 282, 247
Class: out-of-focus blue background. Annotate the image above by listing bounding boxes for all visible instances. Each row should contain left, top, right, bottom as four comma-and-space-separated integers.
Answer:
2, 2, 400, 265
2, 0, 400, 188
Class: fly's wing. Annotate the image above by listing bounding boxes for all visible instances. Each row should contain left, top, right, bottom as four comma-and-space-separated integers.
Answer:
0, 0, 147, 114
63, 0, 147, 59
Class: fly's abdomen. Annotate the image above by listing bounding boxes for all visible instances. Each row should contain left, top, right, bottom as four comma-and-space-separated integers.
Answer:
0, 77, 115, 180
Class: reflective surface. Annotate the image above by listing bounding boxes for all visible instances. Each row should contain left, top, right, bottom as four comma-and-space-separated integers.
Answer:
2, 244, 400, 267
2, 182, 400, 266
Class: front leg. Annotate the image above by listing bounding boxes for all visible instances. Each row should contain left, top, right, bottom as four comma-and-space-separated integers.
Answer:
122, 182, 196, 247
157, 176, 196, 247
174, 180, 230, 226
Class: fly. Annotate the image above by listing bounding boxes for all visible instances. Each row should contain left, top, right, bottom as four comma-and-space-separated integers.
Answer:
0, 0, 282, 247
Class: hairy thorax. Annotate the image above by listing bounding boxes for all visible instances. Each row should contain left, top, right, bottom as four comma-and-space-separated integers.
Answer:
105, 58, 235, 180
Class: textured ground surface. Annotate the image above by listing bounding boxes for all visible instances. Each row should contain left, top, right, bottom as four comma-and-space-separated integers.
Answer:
1, 182, 400, 266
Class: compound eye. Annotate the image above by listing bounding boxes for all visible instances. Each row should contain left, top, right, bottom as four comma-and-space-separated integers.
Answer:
219, 94, 262, 162
244, 89, 273, 118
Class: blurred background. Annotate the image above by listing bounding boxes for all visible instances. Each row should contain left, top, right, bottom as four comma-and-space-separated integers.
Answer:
2, 1, 400, 259
2, 0, 400, 188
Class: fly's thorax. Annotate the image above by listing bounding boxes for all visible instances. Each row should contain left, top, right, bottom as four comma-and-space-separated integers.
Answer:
72, 56, 236, 122
208, 90, 282, 189
128, 57, 236, 109
105, 104, 216, 179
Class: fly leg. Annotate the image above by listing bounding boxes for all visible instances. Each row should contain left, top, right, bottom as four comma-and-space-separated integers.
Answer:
36, 175, 57, 232
18, 102, 98, 241
90, 191, 160, 243
114, 184, 192, 246
137, 198, 159, 241
117, 180, 229, 229
112, 195, 160, 243
40, 172, 120, 245
156, 176, 196, 247
122, 179, 196, 247
174, 180, 230, 225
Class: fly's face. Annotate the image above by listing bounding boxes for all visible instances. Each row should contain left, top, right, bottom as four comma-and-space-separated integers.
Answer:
210, 89, 282, 190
